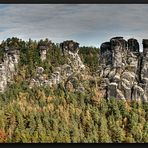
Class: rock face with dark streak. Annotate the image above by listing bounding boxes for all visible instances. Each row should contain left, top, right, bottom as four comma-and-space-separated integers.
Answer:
99, 37, 148, 102
128, 38, 139, 53
100, 42, 112, 66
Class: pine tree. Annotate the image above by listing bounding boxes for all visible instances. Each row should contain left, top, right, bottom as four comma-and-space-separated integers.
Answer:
125, 133, 136, 143
99, 115, 112, 143
108, 114, 125, 143
142, 121, 148, 143
131, 124, 143, 143
100, 98, 108, 115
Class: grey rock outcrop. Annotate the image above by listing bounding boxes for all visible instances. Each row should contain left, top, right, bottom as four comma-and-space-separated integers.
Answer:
1, 37, 148, 102
38, 40, 53, 61
99, 37, 148, 102
111, 37, 127, 68
29, 40, 85, 92
0, 49, 20, 92
60, 40, 79, 54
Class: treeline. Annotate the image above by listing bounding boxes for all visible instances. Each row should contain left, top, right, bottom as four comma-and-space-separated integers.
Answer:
0, 84, 147, 143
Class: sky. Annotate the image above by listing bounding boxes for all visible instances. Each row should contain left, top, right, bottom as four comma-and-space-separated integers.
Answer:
0, 4, 148, 49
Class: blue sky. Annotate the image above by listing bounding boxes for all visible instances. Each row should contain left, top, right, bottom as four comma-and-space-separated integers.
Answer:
0, 4, 148, 49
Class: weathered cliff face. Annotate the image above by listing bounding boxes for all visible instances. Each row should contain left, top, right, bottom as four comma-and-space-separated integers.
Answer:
29, 40, 86, 92
99, 37, 148, 102
62, 41, 85, 72
128, 38, 139, 52
0, 49, 20, 92
0, 40, 85, 93
1, 37, 148, 102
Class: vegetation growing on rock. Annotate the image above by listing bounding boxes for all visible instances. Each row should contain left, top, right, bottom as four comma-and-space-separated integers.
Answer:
0, 37, 147, 143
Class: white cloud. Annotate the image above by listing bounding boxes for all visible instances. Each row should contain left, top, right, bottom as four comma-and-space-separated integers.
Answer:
0, 4, 148, 49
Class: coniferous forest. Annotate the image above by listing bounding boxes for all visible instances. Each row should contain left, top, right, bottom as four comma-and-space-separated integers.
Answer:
0, 37, 147, 143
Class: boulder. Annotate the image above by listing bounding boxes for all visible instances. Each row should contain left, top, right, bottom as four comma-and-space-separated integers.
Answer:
36, 67, 44, 75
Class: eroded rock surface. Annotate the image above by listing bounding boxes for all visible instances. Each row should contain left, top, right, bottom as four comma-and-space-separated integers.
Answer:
38, 40, 53, 61
29, 40, 85, 92
1, 37, 148, 102
0, 48, 20, 92
99, 37, 148, 102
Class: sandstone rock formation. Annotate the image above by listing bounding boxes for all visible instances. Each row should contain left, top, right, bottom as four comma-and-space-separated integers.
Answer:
38, 40, 53, 61
99, 37, 148, 102
0, 48, 20, 92
0, 37, 148, 102
60, 40, 79, 54
29, 40, 85, 92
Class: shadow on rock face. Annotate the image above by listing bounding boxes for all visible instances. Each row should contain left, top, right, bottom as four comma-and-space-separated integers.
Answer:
99, 36, 148, 102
